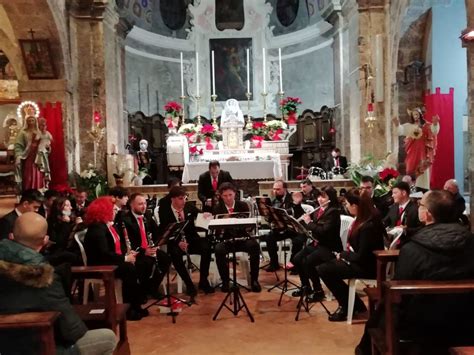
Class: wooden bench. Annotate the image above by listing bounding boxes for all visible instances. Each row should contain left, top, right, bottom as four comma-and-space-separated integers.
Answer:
0, 311, 60, 355
71, 265, 130, 355
370, 280, 474, 355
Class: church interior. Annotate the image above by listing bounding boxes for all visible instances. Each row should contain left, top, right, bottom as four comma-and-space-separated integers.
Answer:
1, 0, 474, 354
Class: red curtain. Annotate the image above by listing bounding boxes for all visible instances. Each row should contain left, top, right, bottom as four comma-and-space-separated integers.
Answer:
38, 102, 69, 190
424, 88, 454, 189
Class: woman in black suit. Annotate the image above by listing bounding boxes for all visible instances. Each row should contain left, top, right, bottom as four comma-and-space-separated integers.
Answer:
292, 186, 342, 302
318, 188, 386, 321
83, 196, 147, 321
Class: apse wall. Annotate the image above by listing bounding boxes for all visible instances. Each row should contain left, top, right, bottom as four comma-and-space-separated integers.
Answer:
123, 0, 335, 118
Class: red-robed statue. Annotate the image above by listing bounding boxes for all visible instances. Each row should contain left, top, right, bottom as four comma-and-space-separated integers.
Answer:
392, 107, 440, 190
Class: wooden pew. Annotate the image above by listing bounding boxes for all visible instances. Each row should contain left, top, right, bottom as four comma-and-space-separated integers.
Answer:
71, 265, 130, 355
0, 311, 60, 355
377, 280, 474, 355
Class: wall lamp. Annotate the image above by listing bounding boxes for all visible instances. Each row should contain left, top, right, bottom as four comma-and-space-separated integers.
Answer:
460, 28, 474, 47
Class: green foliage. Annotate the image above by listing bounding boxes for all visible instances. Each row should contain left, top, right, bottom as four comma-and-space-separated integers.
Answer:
75, 165, 108, 200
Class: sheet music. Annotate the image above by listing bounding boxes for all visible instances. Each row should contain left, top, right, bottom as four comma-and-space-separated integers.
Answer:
208, 217, 258, 229
195, 213, 212, 230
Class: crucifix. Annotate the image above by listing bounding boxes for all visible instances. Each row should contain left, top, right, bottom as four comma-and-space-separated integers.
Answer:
28, 28, 36, 40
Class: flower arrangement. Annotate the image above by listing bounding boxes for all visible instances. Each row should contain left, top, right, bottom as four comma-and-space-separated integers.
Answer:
76, 164, 108, 199
248, 120, 287, 142
189, 145, 204, 160
178, 123, 198, 143
280, 96, 302, 124
199, 123, 221, 149
164, 101, 182, 116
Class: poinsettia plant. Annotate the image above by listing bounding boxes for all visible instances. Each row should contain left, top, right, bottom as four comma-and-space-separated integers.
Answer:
178, 123, 198, 143
164, 101, 182, 116
280, 96, 302, 115
199, 123, 221, 141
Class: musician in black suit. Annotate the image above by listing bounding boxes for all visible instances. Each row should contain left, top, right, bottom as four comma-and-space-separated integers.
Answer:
38, 189, 60, 219
83, 196, 147, 320
0, 189, 42, 240
262, 180, 306, 272
198, 160, 234, 212
300, 179, 320, 207
327, 147, 348, 171
158, 177, 182, 212
383, 181, 421, 244
158, 186, 214, 296
292, 186, 342, 302
122, 193, 170, 299
360, 175, 391, 218
212, 183, 261, 292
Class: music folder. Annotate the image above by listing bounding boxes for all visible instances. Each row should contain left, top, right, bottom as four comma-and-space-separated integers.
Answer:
157, 220, 188, 246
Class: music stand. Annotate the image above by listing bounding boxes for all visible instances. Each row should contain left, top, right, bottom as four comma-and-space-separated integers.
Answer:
147, 220, 191, 324
209, 217, 256, 322
266, 207, 300, 305
256, 199, 281, 280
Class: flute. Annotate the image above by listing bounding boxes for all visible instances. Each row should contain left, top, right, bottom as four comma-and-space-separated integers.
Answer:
297, 200, 331, 222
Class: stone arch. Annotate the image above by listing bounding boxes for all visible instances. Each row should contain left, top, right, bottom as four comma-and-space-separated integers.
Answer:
46, 0, 71, 82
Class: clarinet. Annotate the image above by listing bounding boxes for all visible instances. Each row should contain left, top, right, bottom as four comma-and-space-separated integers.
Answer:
180, 214, 193, 268
121, 220, 132, 255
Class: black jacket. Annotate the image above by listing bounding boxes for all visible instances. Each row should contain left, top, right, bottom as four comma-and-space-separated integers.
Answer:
122, 211, 159, 252
84, 222, 127, 266
305, 206, 342, 252
0, 209, 19, 240
383, 200, 421, 242
0, 239, 87, 354
340, 217, 386, 277
394, 223, 474, 342
212, 200, 250, 240
327, 155, 348, 170
197, 170, 234, 203
158, 202, 201, 245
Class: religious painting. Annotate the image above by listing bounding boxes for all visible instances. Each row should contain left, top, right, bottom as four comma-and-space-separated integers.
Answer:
160, 0, 187, 30
210, 38, 252, 101
215, 0, 244, 31
277, 0, 299, 27
19, 39, 57, 80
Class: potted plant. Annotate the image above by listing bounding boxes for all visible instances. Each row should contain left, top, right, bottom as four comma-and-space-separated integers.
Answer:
280, 96, 302, 125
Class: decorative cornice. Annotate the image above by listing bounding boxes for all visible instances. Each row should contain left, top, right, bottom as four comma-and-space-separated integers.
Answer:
268, 22, 333, 48
127, 27, 194, 51
69, 0, 107, 20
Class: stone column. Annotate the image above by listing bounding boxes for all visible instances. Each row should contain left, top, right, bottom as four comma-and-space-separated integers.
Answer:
465, 0, 474, 230
68, 0, 108, 172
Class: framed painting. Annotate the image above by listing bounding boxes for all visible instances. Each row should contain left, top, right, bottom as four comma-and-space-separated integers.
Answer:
210, 38, 252, 101
19, 39, 57, 79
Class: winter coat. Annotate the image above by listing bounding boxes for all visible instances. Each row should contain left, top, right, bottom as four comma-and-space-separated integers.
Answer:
0, 239, 87, 354
394, 223, 474, 344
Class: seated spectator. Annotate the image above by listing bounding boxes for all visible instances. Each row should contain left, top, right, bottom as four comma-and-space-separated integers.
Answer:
359, 175, 391, 217
109, 186, 130, 226
356, 190, 474, 354
401, 174, 417, 194
318, 188, 385, 322
0, 189, 42, 240
443, 178, 468, 226
38, 189, 60, 219
71, 187, 89, 218
0, 212, 117, 354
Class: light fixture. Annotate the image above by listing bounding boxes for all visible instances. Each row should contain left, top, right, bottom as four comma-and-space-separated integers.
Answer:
460, 28, 474, 46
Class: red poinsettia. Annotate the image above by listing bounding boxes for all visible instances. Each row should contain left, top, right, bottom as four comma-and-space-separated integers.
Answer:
280, 96, 302, 115
200, 124, 215, 135
379, 168, 399, 183
164, 101, 182, 115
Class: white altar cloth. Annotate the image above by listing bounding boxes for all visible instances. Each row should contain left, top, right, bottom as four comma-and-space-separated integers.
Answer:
182, 159, 282, 183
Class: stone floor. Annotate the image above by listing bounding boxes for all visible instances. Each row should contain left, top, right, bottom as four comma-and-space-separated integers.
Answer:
0, 195, 366, 354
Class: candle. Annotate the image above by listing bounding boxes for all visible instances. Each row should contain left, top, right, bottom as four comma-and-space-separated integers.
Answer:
211, 50, 216, 96
246, 48, 250, 93
262, 48, 266, 93
196, 52, 199, 96
278, 48, 283, 93
180, 52, 184, 97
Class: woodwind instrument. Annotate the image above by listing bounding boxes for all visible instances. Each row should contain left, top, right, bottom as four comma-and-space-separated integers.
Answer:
121, 219, 132, 255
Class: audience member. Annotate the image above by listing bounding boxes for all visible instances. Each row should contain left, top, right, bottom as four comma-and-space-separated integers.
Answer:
443, 178, 467, 225
0, 212, 117, 354
318, 188, 385, 321
356, 190, 474, 354
198, 160, 234, 212
109, 186, 129, 226
71, 187, 89, 218
38, 189, 60, 218
0, 189, 42, 240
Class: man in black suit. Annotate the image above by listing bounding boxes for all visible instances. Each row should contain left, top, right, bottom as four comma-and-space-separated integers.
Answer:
198, 160, 234, 212
158, 186, 214, 296
383, 181, 421, 244
158, 176, 182, 212
71, 187, 89, 218
0, 189, 42, 240
443, 178, 468, 225
38, 189, 59, 219
327, 147, 348, 172
122, 193, 170, 299
212, 183, 261, 292
262, 180, 305, 272
300, 178, 320, 207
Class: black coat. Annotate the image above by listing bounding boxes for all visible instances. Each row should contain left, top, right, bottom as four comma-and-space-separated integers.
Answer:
0, 239, 87, 353
305, 206, 342, 252
122, 211, 159, 252
271, 192, 293, 210
158, 202, 201, 244
340, 217, 386, 277
197, 170, 234, 203
394, 223, 474, 342
84, 222, 127, 266
212, 200, 250, 240
327, 155, 348, 170
0, 209, 19, 240
383, 200, 421, 242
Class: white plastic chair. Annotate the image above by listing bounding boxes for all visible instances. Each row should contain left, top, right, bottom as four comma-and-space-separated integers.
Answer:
74, 230, 123, 304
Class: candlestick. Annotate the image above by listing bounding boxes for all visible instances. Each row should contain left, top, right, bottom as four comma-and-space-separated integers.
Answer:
278, 90, 285, 120
211, 50, 216, 96
261, 92, 268, 122
195, 52, 199, 96
195, 95, 202, 127
246, 48, 250, 93
262, 48, 266, 94
180, 52, 184, 97
278, 48, 283, 93
211, 94, 217, 126
180, 95, 186, 122
245, 92, 252, 127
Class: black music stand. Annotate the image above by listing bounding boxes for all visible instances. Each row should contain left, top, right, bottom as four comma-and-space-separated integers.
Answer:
210, 217, 256, 322
146, 221, 192, 324
266, 207, 300, 306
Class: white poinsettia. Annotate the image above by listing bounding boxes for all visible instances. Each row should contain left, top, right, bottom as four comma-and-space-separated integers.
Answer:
266, 120, 287, 130
178, 123, 198, 134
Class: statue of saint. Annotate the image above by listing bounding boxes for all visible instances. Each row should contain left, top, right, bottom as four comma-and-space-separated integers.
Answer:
220, 99, 244, 127
392, 107, 440, 190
